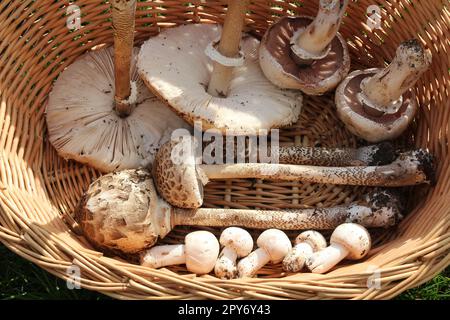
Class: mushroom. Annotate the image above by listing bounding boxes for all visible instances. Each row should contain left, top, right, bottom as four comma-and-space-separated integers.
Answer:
153, 135, 433, 208
237, 229, 292, 278
336, 39, 432, 142
140, 230, 219, 275
214, 227, 254, 279
137, 7, 302, 134
282, 231, 327, 272
305, 223, 371, 273
45, 0, 189, 172
259, 0, 350, 95
74, 169, 402, 254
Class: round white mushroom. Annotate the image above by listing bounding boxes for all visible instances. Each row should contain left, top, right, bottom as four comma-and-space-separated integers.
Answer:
282, 231, 327, 272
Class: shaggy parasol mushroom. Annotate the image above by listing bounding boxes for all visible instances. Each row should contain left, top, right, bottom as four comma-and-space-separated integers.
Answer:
153, 135, 433, 208
336, 39, 432, 142
74, 169, 402, 254
46, 0, 189, 172
137, 4, 301, 134
282, 231, 327, 272
259, 0, 350, 95
237, 229, 292, 278
306, 223, 371, 273
140, 230, 219, 274
214, 227, 254, 279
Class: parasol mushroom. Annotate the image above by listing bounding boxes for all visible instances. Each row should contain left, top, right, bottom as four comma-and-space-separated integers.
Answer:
137, 2, 302, 134
140, 230, 219, 275
46, 0, 189, 172
282, 230, 327, 272
153, 135, 433, 208
74, 169, 402, 254
336, 39, 432, 142
259, 0, 350, 95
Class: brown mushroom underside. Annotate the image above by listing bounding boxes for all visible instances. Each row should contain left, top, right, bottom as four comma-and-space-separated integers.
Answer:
264, 16, 345, 89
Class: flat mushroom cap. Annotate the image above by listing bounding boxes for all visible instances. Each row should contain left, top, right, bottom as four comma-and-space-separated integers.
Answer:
219, 227, 254, 257
137, 24, 302, 134
46, 47, 190, 172
259, 16, 350, 95
257, 229, 292, 263
335, 69, 417, 142
185, 231, 220, 274
330, 223, 371, 260
153, 135, 205, 208
74, 169, 171, 255
294, 230, 327, 252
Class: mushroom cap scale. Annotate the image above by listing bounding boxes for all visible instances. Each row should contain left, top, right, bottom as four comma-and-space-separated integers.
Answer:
330, 223, 371, 260
137, 24, 302, 134
185, 230, 220, 274
259, 16, 350, 95
46, 47, 190, 172
219, 227, 254, 258
256, 229, 292, 263
336, 69, 417, 142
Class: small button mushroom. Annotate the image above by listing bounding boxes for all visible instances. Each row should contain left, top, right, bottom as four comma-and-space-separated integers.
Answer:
141, 230, 219, 275
237, 229, 292, 278
305, 223, 371, 274
214, 227, 254, 279
282, 231, 327, 272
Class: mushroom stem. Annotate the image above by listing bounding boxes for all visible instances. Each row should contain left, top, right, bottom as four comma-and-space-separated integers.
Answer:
207, 0, 249, 97
199, 150, 433, 187
215, 246, 239, 278
237, 248, 270, 277
112, 0, 136, 117
360, 39, 432, 111
306, 243, 348, 273
141, 244, 186, 269
294, 0, 348, 59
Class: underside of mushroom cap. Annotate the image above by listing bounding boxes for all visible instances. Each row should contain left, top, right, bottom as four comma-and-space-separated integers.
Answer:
259, 16, 350, 95
336, 69, 417, 142
137, 24, 302, 134
46, 47, 190, 173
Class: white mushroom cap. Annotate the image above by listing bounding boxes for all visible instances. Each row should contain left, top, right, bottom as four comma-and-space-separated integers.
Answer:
256, 229, 292, 264
46, 47, 190, 172
219, 227, 254, 257
335, 68, 417, 142
137, 24, 302, 134
330, 223, 371, 260
294, 230, 327, 252
185, 230, 220, 274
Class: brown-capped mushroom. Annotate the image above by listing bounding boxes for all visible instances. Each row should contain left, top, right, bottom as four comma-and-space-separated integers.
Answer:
237, 229, 292, 278
137, 7, 301, 134
140, 230, 219, 274
259, 0, 350, 95
336, 39, 432, 142
214, 227, 254, 279
282, 231, 327, 272
305, 223, 371, 273
153, 135, 433, 208
74, 169, 402, 254
46, 0, 189, 172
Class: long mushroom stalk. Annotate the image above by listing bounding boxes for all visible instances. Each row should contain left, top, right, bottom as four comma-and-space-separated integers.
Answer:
75, 169, 403, 254
292, 0, 348, 64
207, 0, 250, 97
360, 39, 432, 113
112, 0, 136, 117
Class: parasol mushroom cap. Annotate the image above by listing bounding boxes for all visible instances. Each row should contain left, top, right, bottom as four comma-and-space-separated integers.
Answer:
185, 230, 220, 274
46, 47, 190, 172
137, 24, 302, 134
259, 16, 350, 95
330, 223, 371, 260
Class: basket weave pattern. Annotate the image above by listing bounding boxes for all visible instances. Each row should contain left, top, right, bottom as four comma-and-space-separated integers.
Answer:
0, 0, 448, 299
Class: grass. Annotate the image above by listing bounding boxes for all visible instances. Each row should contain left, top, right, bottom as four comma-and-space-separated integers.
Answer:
0, 244, 448, 300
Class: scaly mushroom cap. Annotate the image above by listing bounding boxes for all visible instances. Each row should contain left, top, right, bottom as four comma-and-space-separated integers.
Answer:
259, 16, 350, 95
137, 24, 302, 134
294, 230, 327, 252
219, 227, 254, 258
257, 229, 292, 263
330, 223, 371, 260
335, 68, 417, 142
74, 169, 171, 254
185, 231, 220, 274
153, 135, 206, 208
46, 47, 190, 172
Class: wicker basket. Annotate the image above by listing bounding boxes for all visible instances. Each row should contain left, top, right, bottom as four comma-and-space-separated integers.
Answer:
0, 0, 448, 300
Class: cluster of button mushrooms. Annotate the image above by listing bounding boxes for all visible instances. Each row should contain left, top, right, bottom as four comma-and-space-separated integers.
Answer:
46, 0, 435, 278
